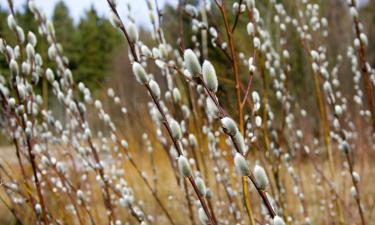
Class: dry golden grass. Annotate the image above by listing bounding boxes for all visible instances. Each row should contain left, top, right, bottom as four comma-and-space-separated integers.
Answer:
1, 139, 374, 225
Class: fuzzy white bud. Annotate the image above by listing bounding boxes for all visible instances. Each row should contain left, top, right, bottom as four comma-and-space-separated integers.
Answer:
273, 216, 286, 225
172, 88, 181, 103
234, 153, 250, 176
254, 165, 268, 189
202, 60, 218, 92
7, 15, 17, 30
46, 68, 54, 82
352, 172, 360, 183
253, 37, 260, 49
233, 132, 246, 154
27, 32, 37, 47
351, 186, 357, 197
34, 204, 42, 216
109, 12, 122, 28
198, 207, 208, 224
28, 0, 38, 13
132, 62, 149, 84
148, 80, 161, 100
178, 156, 192, 177
195, 177, 206, 196
206, 97, 219, 117
184, 49, 201, 77
349, 7, 358, 19
127, 22, 139, 43
221, 117, 238, 136
26, 43, 35, 60
0, 39, 5, 53
359, 33, 368, 46
247, 22, 254, 36
170, 119, 182, 140
16, 26, 25, 43
10, 59, 19, 76
141, 45, 152, 57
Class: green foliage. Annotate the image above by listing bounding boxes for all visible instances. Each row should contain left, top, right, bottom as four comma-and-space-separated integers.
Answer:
0, 1, 123, 91
73, 7, 123, 90
160, 1, 326, 116
52, 1, 75, 58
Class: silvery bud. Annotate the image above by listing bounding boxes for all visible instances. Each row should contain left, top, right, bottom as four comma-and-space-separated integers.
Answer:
359, 33, 368, 47
27, 32, 37, 47
22, 62, 31, 75
195, 177, 206, 196
248, 57, 256, 72
46, 68, 54, 82
47, 21, 55, 37
254, 165, 268, 189
26, 43, 35, 60
127, 22, 139, 43
181, 105, 190, 119
247, 22, 254, 36
141, 45, 152, 57
253, 37, 260, 49
246, 0, 255, 8
7, 15, 17, 30
340, 141, 350, 154
109, 12, 122, 28
0, 39, 5, 53
352, 172, 360, 183
28, 0, 37, 12
234, 153, 250, 176
48, 45, 57, 60
351, 186, 357, 198
255, 116, 262, 127
189, 134, 198, 148
170, 119, 182, 140
35, 204, 42, 216
335, 105, 342, 116
202, 60, 218, 93
148, 80, 160, 100
184, 49, 201, 77
273, 216, 286, 225
185, 4, 198, 17
8, 98, 16, 109
221, 117, 238, 136
10, 59, 19, 76
132, 62, 149, 84
234, 132, 247, 154
198, 207, 208, 224
16, 26, 25, 43
349, 7, 358, 19
172, 88, 181, 103
206, 97, 218, 117
178, 156, 192, 177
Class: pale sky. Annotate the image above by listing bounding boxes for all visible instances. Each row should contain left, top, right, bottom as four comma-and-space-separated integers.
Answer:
3, 0, 178, 28
1, 0, 369, 28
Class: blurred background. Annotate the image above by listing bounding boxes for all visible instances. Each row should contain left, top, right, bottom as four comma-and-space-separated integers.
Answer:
1, 0, 374, 142
0, 0, 374, 224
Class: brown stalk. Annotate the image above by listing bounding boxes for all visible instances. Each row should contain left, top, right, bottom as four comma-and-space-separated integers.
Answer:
242, 176, 256, 225
198, 77, 277, 220
114, 135, 177, 225
215, 1, 244, 134
107, 2, 218, 224
345, 152, 366, 225
349, 0, 375, 131
3, 4, 49, 223
184, 179, 197, 225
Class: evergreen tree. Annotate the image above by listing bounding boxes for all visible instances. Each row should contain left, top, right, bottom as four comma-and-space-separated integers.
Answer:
74, 6, 122, 90
52, 1, 75, 61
